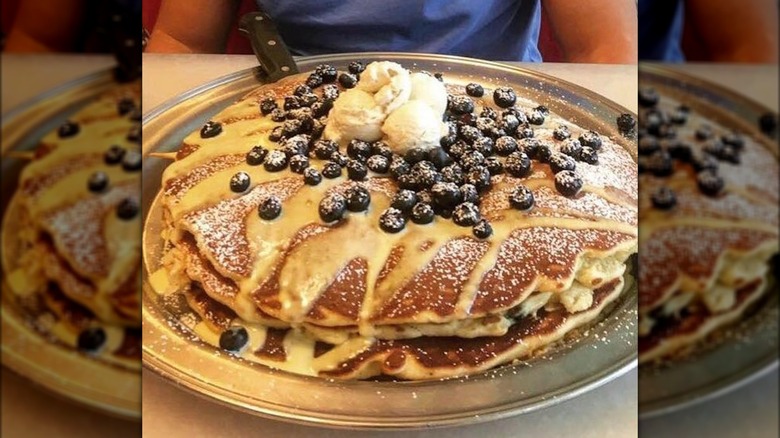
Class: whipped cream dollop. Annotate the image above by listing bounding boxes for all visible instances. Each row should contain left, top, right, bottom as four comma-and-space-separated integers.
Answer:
323, 61, 448, 154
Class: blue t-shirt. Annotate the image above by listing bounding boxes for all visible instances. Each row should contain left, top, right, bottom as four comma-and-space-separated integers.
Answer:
256, 0, 542, 61
638, 0, 685, 62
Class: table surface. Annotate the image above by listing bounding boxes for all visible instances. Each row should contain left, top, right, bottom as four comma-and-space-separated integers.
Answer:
0, 53, 776, 438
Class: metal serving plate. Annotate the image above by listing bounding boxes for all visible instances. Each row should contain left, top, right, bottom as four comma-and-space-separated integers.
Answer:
142, 53, 637, 429
0, 70, 141, 419
638, 64, 779, 418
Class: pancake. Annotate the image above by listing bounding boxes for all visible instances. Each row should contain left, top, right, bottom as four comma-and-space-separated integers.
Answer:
637, 86, 779, 364
2, 80, 141, 370
150, 61, 637, 379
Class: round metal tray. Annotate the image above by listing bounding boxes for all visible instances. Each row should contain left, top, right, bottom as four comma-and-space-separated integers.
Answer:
0, 69, 141, 420
638, 64, 779, 418
142, 53, 638, 429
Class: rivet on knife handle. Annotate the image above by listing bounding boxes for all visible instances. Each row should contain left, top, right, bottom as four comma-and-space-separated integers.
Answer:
239, 11, 299, 82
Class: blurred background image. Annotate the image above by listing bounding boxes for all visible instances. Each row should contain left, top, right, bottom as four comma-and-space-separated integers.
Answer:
1, 1, 142, 437
637, 1, 778, 437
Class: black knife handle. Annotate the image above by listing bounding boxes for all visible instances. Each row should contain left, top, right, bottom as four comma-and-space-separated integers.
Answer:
238, 12, 299, 82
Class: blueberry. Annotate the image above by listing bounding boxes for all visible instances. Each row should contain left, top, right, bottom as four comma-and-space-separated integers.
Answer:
493, 87, 516, 108
526, 110, 545, 126
651, 187, 676, 210
338, 73, 358, 89
485, 156, 503, 175
518, 138, 540, 157
549, 153, 577, 174
258, 196, 282, 220
370, 141, 393, 158
260, 98, 278, 115
499, 114, 521, 134
268, 126, 283, 143
306, 73, 324, 88
294, 84, 312, 97
535, 105, 550, 116
315, 64, 338, 83
441, 164, 464, 184
578, 131, 602, 150
312, 139, 337, 159
472, 219, 493, 239
389, 157, 411, 177
219, 327, 248, 352
697, 170, 724, 196
480, 107, 498, 120
428, 147, 454, 169
230, 172, 251, 193
88, 171, 108, 192
120, 150, 141, 170
347, 140, 372, 160
465, 83, 484, 97
126, 125, 141, 143
264, 150, 288, 172
464, 166, 491, 192
536, 144, 553, 162
379, 207, 407, 233
667, 141, 693, 161
721, 132, 744, 149
514, 127, 533, 140
578, 146, 599, 164
416, 189, 434, 205
284, 95, 303, 111
560, 138, 582, 157
552, 125, 571, 141
322, 84, 340, 101
409, 161, 441, 188
449, 96, 475, 115
410, 202, 435, 224
472, 137, 494, 155
270, 109, 287, 122
670, 110, 688, 125
200, 121, 223, 139
638, 87, 659, 107
117, 98, 135, 116
58, 121, 80, 138
303, 167, 322, 185
289, 155, 310, 173
281, 134, 310, 157
448, 141, 468, 159
346, 159, 368, 180
117, 197, 139, 219
452, 202, 481, 226
509, 185, 535, 210
646, 150, 674, 177
460, 150, 485, 170
319, 193, 346, 222
77, 327, 106, 352
322, 161, 343, 179
246, 146, 269, 165
391, 190, 418, 212
346, 185, 371, 212
287, 107, 314, 121
554, 170, 583, 197
759, 113, 778, 135
695, 125, 713, 140
367, 155, 390, 173
434, 72, 444, 81
348, 61, 365, 74
311, 99, 333, 118
505, 151, 532, 177
460, 184, 479, 204
104, 145, 125, 165
616, 113, 636, 134
281, 119, 304, 137
458, 125, 482, 143
638, 136, 660, 155
431, 182, 462, 209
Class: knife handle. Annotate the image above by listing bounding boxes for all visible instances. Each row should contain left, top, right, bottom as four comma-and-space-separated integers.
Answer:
238, 12, 299, 82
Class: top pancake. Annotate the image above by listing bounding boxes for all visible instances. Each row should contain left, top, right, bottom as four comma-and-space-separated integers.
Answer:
159, 70, 638, 331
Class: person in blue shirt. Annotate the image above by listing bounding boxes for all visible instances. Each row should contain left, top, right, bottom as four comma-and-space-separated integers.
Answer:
146, 0, 638, 63
638, 0, 778, 63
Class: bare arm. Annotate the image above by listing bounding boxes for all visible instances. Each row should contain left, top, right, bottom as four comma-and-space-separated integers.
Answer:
4, 0, 85, 52
145, 0, 241, 53
543, 0, 637, 64
685, 0, 778, 63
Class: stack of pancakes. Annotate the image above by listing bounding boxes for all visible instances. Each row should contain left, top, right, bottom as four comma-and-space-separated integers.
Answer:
2, 81, 141, 370
638, 89, 779, 364
152, 64, 637, 380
